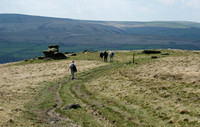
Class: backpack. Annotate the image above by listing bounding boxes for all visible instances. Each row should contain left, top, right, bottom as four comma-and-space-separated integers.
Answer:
72, 64, 77, 72
69, 64, 74, 69
112, 52, 114, 56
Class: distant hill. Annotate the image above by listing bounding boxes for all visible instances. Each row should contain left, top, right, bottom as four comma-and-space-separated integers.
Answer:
0, 14, 200, 63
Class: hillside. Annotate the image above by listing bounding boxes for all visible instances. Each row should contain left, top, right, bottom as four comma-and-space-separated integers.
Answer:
0, 50, 200, 126
0, 14, 200, 64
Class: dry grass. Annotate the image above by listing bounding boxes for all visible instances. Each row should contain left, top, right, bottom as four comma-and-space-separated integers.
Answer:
1, 50, 200, 126
86, 53, 200, 126
0, 60, 106, 126
133, 55, 200, 83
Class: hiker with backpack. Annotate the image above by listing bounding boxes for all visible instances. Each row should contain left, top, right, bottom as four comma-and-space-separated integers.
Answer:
104, 51, 108, 62
69, 61, 77, 80
109, 51, 114, 62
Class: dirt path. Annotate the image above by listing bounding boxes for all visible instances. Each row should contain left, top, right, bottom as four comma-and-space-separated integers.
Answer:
0, 60, 106, 126
66, 64, 139, 126
70, 66, 116, 127
46, 80, 81, 127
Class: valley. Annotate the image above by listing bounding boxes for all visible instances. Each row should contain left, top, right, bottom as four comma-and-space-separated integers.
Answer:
0, 14, 200, 64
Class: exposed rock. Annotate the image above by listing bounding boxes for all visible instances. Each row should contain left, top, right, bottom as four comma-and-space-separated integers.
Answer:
161, 52, 169, 55
71, 53, 77, 56
142, 50, 161, 54
151, 56, 158, 59
193, 51, 199, 54
43, 45, 67, 60
37, 56, 44, 60
9, 119, 14, 123
61, 104, 81, 110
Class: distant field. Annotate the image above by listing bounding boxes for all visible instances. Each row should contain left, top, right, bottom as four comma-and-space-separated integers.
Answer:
0, 42, 50, 63
1, 14, 200, 64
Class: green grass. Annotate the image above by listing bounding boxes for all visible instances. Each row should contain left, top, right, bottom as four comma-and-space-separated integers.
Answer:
1, 40, 199, 64
14, 49, 200, 126
120, 44, 200, 50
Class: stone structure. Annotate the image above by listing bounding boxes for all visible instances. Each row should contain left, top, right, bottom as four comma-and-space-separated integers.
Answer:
43, 45, 67, 59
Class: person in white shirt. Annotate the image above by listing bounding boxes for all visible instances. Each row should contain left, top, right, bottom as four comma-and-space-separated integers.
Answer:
109, 51, 114, 62
69, 61, 77, 80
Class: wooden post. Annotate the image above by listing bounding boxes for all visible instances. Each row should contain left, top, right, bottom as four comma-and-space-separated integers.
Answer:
133, 53, 135, 63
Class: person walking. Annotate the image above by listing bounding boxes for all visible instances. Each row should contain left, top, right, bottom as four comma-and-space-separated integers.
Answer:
69, 61, 77, 80
104, 51, 108, 62
109, 51, 114, 62
99, 52, 104, 61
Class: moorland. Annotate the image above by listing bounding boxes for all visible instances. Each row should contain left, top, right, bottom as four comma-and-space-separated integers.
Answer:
1, 14, 200, 63
0, 49, 200, 126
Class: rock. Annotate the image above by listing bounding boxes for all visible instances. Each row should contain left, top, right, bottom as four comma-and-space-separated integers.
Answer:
43, 45, 67, 60
183, 118, 189, 122
61, 104, 81, 110
126, 61, 131, 65
37, 56, 44, 60
151, 56, 158, 59
71, 53, 77, 56
193, 51, 199, 54
142, 50, 161, 54
48, 45, 59, 50
54, 52, 67, 59
161, 52, 169, 55
9, 119, 14, 123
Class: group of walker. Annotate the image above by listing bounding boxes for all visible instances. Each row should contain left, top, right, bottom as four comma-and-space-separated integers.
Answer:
69, 51, 114, 80
100, 51, 114, 62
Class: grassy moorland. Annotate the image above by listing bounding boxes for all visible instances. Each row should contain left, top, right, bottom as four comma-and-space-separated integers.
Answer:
1, 49, 200, 126
1, 40, 199, 64
1, 14, 200, 64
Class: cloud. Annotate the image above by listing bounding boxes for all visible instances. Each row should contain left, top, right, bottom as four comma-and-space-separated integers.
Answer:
186, 0, 200, 8
0, 0, 200, 22
156, 0, 177, 5
156, 0, 200, 8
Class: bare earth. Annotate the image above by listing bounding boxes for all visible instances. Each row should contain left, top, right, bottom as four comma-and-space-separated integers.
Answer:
0, 60, 106, 126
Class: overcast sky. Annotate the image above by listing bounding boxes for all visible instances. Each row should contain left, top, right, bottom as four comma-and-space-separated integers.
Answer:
0, 0, 200, 22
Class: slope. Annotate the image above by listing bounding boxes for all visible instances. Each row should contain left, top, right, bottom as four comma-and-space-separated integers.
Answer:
0, 14, 200, 64
2, 50, 199, 126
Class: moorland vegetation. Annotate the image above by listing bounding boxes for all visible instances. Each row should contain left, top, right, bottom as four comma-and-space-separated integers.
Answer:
0, 49, 199, 126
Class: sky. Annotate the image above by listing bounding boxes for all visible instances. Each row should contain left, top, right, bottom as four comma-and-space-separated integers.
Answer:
0, 0, 200, 22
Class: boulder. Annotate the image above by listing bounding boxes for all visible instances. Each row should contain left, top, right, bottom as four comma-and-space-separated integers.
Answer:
161, 52, 169, 55
71, 53, 77, 56
151, 56, 158, 59
43, 45, 67, 60
37, 56, 44, 60
61, 104, 81, 110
